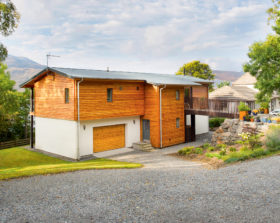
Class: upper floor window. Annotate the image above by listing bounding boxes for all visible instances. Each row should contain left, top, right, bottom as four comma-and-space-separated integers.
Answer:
176, 90, 180, 100
65, 88, 69, 104
107, 88, 113, 102
176, 118, 180, 128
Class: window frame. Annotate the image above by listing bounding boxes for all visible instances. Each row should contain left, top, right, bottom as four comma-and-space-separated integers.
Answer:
65, 88, 69, 104
107, 88, 113, 102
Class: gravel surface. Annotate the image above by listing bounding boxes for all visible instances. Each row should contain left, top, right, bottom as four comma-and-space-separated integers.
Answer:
1, 156, 280, 223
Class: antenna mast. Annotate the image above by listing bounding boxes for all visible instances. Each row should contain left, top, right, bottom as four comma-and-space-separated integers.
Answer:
46, 53, 60, 67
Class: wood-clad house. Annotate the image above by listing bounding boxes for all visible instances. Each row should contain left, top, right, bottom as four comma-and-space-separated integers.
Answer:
21, 67, 211, 160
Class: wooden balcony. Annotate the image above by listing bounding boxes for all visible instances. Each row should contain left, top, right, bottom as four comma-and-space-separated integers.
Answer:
185, 97, 240, 118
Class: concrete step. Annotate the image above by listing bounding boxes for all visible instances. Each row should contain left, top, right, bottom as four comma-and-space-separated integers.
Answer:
133, 142, 154, 152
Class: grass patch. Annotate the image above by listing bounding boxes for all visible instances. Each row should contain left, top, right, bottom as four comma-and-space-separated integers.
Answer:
0, 147, 142, 180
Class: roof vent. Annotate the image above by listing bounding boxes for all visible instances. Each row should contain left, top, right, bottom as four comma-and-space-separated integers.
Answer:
107, 67, 109, 72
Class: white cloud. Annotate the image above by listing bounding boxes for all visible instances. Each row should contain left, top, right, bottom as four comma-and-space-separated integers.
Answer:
3, 0, 273, 72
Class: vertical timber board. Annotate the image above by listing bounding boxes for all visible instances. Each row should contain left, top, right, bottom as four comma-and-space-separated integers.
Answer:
34, 72, 76, 120
142, 84, 160, 148
162, 87, 185, 147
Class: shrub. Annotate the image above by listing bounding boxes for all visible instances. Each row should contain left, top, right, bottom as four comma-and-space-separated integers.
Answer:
207, 146, 216, 152
250, 148, 268, 158
235, 140, 243, 145
265, 125, 280, 152
194, 147, 204, 154
178, 146, 194, 155
240, 146, 249, 152
209, 117, 226, 128
219, 148, 227, 156
202, 143, 210, 149
206, 153, 222, 159
238, 102, 250, 111
229, 147, 236, 152
216, 144, 227, 150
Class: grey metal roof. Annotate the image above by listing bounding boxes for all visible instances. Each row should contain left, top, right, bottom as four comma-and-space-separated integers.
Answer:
20, 67, 213, 87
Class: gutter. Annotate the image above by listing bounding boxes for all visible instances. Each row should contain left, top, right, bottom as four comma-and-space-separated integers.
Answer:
159, 85, 166, 148
77, 78, 84, 160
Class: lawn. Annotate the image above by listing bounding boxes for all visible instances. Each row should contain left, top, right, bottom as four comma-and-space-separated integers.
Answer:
0, 147, 142, 180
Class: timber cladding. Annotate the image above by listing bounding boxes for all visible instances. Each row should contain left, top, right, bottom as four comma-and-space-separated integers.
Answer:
192, 85, 208, 98
93, 124, 125, 152
34, 73, 76, 120
79, 80, 145, 120
162, 87, 185, 147
141, 84, 160, 148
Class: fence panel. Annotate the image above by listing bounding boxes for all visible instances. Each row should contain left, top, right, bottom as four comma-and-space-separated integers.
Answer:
0, 138, 30, 150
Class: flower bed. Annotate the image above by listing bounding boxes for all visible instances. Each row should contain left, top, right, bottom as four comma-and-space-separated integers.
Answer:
177, 125, 280, 168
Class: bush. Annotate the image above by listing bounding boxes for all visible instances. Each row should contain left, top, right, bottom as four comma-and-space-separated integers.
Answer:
194, 147, 204, 154
240, 146, 249, 152
219, 148, 227, 156
238, 102, 250, 111
178, 146, 194, 155
216, 144, 227, 150
229, 147, 236, 152
202, 143, 210, 149
266, 125, 280, 152
209, 117, 226, 128
250, 148, 268, 158
205, 153, 222, 159
207, 146, 216, 152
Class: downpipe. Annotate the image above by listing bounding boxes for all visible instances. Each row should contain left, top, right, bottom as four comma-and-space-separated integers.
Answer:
159, 85, 166, 148
77, 78, 84, 160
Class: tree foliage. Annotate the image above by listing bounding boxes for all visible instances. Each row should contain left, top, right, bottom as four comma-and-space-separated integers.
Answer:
217, 81, 230, 88
176, 60, 215, 91
0, 64, 30, 141
244, 0, 280, 101
0, 0, 20, 61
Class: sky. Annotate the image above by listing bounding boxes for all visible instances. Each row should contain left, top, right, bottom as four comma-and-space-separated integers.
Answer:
3, 0, 273, 73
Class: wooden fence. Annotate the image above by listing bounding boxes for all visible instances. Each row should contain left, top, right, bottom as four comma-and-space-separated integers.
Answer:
0, 138, 30, 150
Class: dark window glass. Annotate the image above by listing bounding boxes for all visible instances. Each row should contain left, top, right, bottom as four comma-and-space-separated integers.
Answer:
65, 88, 69, 104
107, 88, 113, 102
176, 118, 180, 128
176, 90, 180, 100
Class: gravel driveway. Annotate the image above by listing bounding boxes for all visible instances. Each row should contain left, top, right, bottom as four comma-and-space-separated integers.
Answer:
1, 155, 280, 223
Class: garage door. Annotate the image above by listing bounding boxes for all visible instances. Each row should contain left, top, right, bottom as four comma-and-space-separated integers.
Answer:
93, 124, 125, 152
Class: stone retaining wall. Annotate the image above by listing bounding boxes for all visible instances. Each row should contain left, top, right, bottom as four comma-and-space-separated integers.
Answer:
211, 119, 269, 145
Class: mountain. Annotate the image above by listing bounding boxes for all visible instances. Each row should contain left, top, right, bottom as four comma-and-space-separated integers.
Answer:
4, 55, 244, 89
5, 55, 43, 89
213, 70, 243, 82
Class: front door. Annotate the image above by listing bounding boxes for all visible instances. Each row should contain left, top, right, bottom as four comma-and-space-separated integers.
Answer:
142, 119, 150, 141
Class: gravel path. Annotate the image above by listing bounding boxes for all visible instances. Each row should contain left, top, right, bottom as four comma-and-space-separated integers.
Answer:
1, 155, 280, 223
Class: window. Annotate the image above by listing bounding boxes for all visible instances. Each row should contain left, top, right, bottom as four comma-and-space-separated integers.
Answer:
176, 90, 180, 100
176, 118, 180, 128
65, 88, 69, 104
107, 88, 113, 102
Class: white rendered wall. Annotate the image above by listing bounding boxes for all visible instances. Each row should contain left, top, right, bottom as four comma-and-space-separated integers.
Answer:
35, 117, 78, 159
79, 116, 140, 156
195, 115, 209, 135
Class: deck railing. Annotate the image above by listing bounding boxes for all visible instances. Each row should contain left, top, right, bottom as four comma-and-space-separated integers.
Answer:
185, 97, 252, 118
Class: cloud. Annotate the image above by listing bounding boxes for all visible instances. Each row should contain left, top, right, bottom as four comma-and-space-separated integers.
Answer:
3, 0, 273, 72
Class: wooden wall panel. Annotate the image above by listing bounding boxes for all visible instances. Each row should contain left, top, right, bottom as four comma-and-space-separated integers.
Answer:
162, 87, 185, 147
141, 84, 160, 148
34, 73, 76, 120
192, 85, 208, 98
93, 124, 125, 152
79, 80, 145, 120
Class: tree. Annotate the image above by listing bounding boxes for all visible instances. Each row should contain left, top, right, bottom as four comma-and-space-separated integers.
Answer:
0, 64, 30, 141
217, 81, 230, 88
176, 60, 215, 91
244, 0, 280, 101
0, 0, 20, 61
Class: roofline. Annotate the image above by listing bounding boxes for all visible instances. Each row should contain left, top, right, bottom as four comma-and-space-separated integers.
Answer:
20, 66, 205, 88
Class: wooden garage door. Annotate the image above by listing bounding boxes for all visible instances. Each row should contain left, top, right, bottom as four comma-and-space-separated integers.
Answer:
93, 124, 125, 152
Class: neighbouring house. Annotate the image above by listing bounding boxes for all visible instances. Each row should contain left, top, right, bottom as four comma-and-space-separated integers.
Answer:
209, 72, 280, 114
20, 67, 211, 160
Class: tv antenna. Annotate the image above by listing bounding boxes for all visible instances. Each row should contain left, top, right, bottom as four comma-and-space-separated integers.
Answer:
46, 53, 60, 67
